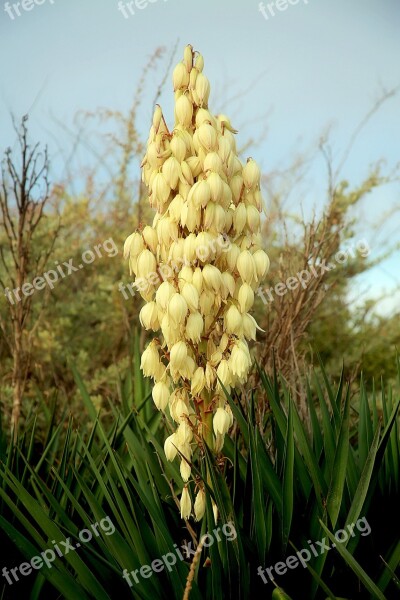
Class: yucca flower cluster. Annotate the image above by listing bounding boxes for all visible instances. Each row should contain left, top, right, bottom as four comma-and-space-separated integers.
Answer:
124, 45, 269, 520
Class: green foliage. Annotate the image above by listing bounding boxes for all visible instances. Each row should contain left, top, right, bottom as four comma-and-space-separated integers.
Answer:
1, 355, 399, 599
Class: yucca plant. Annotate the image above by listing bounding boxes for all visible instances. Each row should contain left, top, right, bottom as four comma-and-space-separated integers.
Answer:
124, 43, 270, 520
0, 362, 197, 600
1, 356, 399, 599
206, 358, 400, 599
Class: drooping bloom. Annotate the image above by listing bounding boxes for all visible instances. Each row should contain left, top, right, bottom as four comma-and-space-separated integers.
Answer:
194, 488, 206, 522
180, 486, 192, 520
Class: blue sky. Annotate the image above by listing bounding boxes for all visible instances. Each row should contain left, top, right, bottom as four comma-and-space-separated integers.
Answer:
0, 0, 399, 314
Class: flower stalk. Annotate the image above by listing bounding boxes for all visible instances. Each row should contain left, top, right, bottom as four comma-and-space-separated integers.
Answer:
125, 44, 269, 519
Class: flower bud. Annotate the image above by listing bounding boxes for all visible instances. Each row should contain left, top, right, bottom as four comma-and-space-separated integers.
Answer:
161, 314, 180, 346
168, 293, 188, 324
176, 421, 193, 445
243, 158, 261, 189
152, 104, 163, 133
170, 240, 185, 262
221, 181, 233, 210
226, 152, 237, 179
180, 160, 194, 185
191, 367, 206, 395
195, 108, 215, 129
152, 172, 170, 206
212, 501, 218, 524
173, 62, 189, 90
224, 304, 243, 335
195, 73, 210, 106
180, 459, 191, 482
223, 243, 239, 271
186, 312, 204, 343
197, 122, 217, 151
230, 341, 252, 380
156, 281, 176, 309
181, 356, 196, 380
237, 250, 256, 284
183, 233, 197, 263
207, 172, 224, 202
189, 66, 199, 89
179, 266, 193, 285
157, 217, 178, 246
170, 341, 188, 370
140, 341, 160, 377
183, 201, 201, 231
138, 282, 156, 303
238, 283, 254, 313
233, 203, 247, 235
192, 267, 203, 294
180, 486, 192, 520
142, 225, 158, 254
202, 264, 222, 292
186, 156, 202, 178
213, 407, 230, 436
205, 363, 216, 388
152, 381, 170, 411
137, 249, 157, 279
246, 205, 261, 233
213, 205, 226, 233
164, 433, 178, 461
170, 134, 187, 162
243, 313, 257, 340
194, 489, 206, 521
254, 190, 263, 211
124, 232, 144, 260
195, 52, 204, 72
217, 114, 238, 134
175, 399, 190, 422
183, 44, 193, 71
204, 202, 216, 230
217, 136, 231, 163
210, 351, 222, 367
253, 249, 270, 279
196, 232, 215, 262
175, 94, 193, 128
221, 272, 236, 298
139, 301, 159, 331
181, 283, 199, 312
225, 404, 234, 427
162, 156, 181, 190
203, 151, 223, 174
199, 291, 214, 315
168, 194, 185, 223
191, 180, 211, 208
146, 143, 167, 169
230, 174, 244, 204
217, 360, 232, 390
223, 130, 237, 152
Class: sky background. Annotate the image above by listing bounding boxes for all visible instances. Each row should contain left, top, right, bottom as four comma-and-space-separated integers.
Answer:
0, 0, 399, 315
